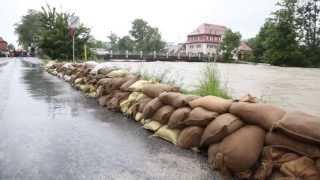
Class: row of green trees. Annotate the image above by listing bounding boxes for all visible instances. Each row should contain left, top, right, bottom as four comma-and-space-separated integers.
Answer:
107, 19, 165, 54
248, 0, 320, 67
15, 6, 166, 59
15, 5, 91, 60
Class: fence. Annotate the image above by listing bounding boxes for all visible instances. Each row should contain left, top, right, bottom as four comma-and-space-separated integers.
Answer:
103, 51, 217, 62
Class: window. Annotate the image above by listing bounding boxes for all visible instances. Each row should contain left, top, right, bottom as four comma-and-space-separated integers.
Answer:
197, 44, 201, 48
190, 45, 194, 49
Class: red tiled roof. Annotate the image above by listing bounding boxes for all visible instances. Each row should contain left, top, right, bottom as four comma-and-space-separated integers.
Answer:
239, 42, 252, 51
189, 23, 227, 36
0, 37, 7, 43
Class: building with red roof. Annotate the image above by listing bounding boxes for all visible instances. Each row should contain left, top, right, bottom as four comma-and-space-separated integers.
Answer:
0, 37, 8, 52
185, 23, 227, 56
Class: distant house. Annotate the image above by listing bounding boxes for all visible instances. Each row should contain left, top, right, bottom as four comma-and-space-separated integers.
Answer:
235, 42, 252, 61
0, 37, 8, 52
185, 23, 226, 56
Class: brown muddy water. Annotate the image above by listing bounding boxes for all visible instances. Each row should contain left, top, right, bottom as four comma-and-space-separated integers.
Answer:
104, 61, 320, 116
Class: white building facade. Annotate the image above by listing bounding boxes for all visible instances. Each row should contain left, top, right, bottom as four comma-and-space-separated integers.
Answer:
185, 23, 226, 56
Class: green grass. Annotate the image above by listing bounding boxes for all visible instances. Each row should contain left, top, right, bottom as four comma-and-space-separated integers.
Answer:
194, 62, 231, 99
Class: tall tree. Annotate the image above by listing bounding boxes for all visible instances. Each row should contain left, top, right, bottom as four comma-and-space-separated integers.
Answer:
129, 19, 165, 53
38, 5, 90, 60
118, 35, 134, 53
14, 10, 43, 49
107, 33, 119, 51
220, 29, 241, 62
268, 0, 306, 66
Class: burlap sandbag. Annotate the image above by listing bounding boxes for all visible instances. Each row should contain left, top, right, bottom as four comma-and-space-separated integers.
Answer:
184, 107, 218, 127
168, 107, 191, 129
143, 121, 163, 132
142, 98, 163, 119
142, 84, 180, 98
106, 91, 130, 112
127, 103, 139, 116
209, 126, 265, 173
135, 112, 143, 122
97, 78, 112, 86
152, 105, 175, 124
182, 95, 201, 104
254, 146, 300, 180
98, 67, 114, 75
109, 77, 130, 90
274, 111, 320, 145
120, 76, 139, 91
158, 92, 187, 108
107, 69, 129, 78
137, 97, 153, 113
201, 113, 244, 146
229, 102, 286, 130
176, 126, 204, 149
128, 80, 155, 92
153, 125, 181, 145
265, 132, 320, 158
280, 157, 320, 179
98, 96, 108, 106
189, 96, 232, 114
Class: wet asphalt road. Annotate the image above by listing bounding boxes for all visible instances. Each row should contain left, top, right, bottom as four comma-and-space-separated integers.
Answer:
0, 58, 217, 180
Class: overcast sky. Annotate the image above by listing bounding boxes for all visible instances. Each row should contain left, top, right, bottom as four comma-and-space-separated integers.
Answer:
0, 0, 277, 47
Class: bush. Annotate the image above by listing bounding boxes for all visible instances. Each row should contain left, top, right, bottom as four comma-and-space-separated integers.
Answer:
194, 63, 230, 99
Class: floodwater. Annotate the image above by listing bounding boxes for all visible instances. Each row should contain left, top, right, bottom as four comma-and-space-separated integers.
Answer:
0, 58, 217, 180
105, 61, 320, 116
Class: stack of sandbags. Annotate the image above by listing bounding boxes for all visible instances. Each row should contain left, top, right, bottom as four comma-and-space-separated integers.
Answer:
45, 62, 320, 180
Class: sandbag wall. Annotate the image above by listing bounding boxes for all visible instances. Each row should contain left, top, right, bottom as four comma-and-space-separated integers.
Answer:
45, 61, 320, 180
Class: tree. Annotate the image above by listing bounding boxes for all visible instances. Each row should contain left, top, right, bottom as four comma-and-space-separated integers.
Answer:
14, 10, 43, 49
118, 36, 134, 53
129, 19, 165, 53
107, 33, 119, 51
7, 44, 15, 51
220, 29, 241, 62
38, 5, 90, 60
296, 0, 320, 66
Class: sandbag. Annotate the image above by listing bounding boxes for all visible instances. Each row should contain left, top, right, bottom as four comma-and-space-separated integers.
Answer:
142, 84, 180, 98
182, 95, 201, 103
120, 76, 139, 91
107, 69, 129, 78
176, 126, 204, 149
109, 77, 129, 90
74, 78, 84, 84
143, 121, 163, 132
98, 96, 108, 106
229, 102, 286, 130
265, 132, 320, 158
127, 103, 139, 116
280, 157, 320, 179
135, 112, 143, 122
106, 91, 130, 112
153, 125, 181, 145
128, 80, 154, 92
201, 113, 244, 146
168, 107, 191, 129
138, 97, 153, 113
209, 126, 265, 173
98, 67, 114, 75
189, 96, 232, 114
274, 111, 320, 145
142, 98, 163, 119
184, 107, 218, 127
237, 94, 257, 103
158, 92, 187, 108
152, 105, 175, 124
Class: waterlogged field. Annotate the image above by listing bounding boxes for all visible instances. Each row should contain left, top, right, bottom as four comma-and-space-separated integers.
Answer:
103, 61, 320, 116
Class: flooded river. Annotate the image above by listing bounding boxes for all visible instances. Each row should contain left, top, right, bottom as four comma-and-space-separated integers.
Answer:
105, 61, 320, 116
